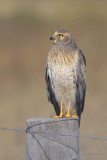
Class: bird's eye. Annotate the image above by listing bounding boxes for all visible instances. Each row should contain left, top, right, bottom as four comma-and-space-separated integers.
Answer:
58, 34, 63, 38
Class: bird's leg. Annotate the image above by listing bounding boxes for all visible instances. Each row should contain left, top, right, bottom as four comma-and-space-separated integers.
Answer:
54, 101, 63, 118
72, 107, 77, 118
65, 103, 71, 118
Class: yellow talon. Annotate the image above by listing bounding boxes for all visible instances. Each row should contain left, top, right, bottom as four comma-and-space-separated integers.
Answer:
54, 102, 63, 118
65, 103, 71, 118
72, 114, 77, 118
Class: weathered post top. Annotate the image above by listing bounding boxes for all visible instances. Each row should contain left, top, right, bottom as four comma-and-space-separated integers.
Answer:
26, 117, 81, 160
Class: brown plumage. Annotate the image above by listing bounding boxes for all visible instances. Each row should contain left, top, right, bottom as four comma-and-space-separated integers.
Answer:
45, 30, 86, 124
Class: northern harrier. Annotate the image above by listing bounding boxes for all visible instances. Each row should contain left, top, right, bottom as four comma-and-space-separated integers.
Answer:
45, 30, 86, 123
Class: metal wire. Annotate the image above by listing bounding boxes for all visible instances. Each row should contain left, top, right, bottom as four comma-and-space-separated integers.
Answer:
0, 127, 25, 133
33, 131, 107, 141
31, 132, 51, 160
0, 118, 107, 160
0, 126, 107, 141
27, 129, 80, 155
27, 118, 79, 130
26, 145, 33, 160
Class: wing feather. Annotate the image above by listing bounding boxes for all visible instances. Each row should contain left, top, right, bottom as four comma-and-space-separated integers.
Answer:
45, 65, 60, 116
75, 50, 86, 120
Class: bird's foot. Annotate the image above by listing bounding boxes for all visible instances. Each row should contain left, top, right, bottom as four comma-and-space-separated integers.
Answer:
54, 115, 63, 118
65, 103, 71, 118
65, 113, 71, 118
72, 114, 78, 118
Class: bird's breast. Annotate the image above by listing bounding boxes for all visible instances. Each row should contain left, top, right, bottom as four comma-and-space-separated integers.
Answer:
47, 49, 79, 108
48, 50, 78, 87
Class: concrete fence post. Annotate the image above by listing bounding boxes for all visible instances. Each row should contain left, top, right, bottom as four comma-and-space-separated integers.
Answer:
26, 117, 81, 160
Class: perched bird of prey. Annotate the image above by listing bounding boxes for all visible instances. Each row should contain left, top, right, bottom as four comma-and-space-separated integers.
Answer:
45, 30, 86, 122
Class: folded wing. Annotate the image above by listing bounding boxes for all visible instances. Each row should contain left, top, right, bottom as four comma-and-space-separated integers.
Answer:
75, 50, 86, 120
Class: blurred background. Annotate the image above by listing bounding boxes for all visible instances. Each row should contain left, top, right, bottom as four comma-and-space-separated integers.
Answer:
0, 0, 107, 160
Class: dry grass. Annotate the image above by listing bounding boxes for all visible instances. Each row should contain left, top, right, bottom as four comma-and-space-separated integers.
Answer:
0, 1, 107, 160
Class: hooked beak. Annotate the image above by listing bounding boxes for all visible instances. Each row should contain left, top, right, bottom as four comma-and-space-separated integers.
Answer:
50, 33, 56, 40
50, 37, 54, 40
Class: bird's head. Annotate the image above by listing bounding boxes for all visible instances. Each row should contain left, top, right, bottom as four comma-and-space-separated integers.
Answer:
50, 30, 77, 48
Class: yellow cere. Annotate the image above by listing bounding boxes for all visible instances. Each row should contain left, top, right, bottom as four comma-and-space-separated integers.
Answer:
52, 33, 55, 38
